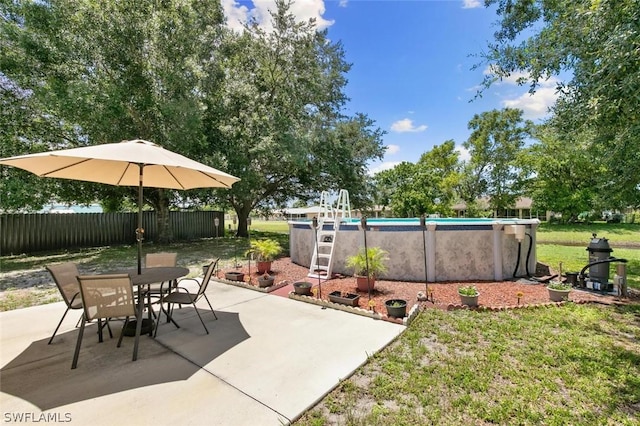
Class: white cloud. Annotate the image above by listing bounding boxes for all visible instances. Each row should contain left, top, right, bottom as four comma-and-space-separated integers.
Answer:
502, 85, 559, 120
222, 0, 250, 32
368, 161, 401, 176
462, 0, 482, 9
391, 118, 428, 133
222, 0, 334, 33
339, 0, 348, 7
455, 145, 471, 163
482, 67, 561, 120
386, 144, 400, 155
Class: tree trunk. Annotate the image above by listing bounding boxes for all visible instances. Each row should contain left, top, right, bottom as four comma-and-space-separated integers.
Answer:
155, 190, 173, 243
234, 202, 252, 238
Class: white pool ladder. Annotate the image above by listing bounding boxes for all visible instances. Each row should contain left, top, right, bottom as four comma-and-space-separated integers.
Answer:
308, 190, 351, 279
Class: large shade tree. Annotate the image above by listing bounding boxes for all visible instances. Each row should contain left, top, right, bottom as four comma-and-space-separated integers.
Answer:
1, 0, 227, 241
460, 108, 533, 215
373, 140, 461, 217
523, 125, 604, 221
480, 0, 640, 209
204, 0, 385, 236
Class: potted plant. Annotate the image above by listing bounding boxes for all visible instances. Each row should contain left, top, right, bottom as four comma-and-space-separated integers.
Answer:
246, 239, 283, 274
257, 273, 275, 288
458, 285, 479, 307
293, 281, 312, 296
385, 299, 407, 318
547, 281, 572, 302
346, 246, 389, 292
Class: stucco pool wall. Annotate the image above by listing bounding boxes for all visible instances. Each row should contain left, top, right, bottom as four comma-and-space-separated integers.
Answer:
289, 218, 539, 282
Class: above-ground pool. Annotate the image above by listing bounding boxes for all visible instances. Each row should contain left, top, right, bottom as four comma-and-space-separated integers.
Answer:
289, 217, 539, 282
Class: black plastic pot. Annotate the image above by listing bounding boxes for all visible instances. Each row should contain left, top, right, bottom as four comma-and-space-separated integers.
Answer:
225, 271, 245, 282
293, 281, 312, 295
385, 299, 407, 318
328, 291, 360, 307
258, 275, 275, 288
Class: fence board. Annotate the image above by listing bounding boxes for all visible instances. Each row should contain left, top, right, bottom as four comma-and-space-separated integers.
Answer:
0, 211, 224, 255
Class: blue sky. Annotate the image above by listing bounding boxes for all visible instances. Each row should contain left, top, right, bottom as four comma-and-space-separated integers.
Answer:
222, 0, 559, 174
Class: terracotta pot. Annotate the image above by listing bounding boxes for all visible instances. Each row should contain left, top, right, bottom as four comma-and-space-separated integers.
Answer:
355, 275, 376, 292
256, 261, 272, 274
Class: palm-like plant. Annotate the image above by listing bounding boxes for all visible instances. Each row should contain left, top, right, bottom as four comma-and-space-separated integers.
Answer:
346, 247, 389, 278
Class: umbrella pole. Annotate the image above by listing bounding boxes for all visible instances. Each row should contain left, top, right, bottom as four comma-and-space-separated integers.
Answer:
137, 165, 144, 275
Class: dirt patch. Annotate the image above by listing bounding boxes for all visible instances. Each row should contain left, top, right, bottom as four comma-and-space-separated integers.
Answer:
221, 258, 640, 313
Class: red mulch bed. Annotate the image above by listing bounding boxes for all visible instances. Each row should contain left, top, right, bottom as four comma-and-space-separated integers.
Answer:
220, 257, 639, 316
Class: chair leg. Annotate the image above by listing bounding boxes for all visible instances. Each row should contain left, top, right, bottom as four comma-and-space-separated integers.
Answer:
132, 315, 141, 362
203, 294, 218, 320
153, 304, 163, 337
191, 301, 209, 335
132, 297, 144, 362
106, 320, 113, 339
97, 318, 104, 343
48, 306, 70, 344
154, 302, 180, 337
118, 317, 129, 348
71, 317, 86, 369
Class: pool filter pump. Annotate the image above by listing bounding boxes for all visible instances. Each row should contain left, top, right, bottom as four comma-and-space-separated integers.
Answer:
578, 233, 627, 291
587, 234, 613, 284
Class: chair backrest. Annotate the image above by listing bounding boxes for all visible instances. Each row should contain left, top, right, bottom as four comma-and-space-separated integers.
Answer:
197, 259, 219, 298
145, 252, 177, 268
46, 262, 81, 307
77, 274, 136, 321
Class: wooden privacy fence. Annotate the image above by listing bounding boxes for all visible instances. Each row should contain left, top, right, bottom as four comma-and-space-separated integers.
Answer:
1, 211, 224, 255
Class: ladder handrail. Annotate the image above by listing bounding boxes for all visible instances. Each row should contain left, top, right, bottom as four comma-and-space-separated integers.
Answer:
307, 189, 351, 280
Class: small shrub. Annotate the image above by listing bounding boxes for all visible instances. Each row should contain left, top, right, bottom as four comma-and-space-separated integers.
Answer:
458, 285, 479, 296
547, 281, 572, 291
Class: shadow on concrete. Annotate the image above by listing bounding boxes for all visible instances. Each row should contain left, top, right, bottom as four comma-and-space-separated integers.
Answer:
0, 309, 249, 410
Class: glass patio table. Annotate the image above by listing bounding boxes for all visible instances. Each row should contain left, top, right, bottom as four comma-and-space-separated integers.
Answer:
114, 267, 189, 337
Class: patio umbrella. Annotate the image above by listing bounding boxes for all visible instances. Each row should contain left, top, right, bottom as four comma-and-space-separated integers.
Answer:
0, 139, 240, 273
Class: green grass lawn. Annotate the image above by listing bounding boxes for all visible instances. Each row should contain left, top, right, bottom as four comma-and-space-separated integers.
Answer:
248, 219, 290, 234
537, 222, 640, 245
295, 304, 640, 425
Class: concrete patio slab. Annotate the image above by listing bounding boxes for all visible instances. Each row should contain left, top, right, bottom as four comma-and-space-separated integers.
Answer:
1, 281, 405, 425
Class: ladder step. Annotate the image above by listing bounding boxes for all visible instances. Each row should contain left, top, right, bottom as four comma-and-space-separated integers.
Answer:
307, 273, 329, 280
317, 254, 330, 259
311, 265, 329, 271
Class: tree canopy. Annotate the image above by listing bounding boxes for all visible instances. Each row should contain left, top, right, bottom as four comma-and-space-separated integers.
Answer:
481, 0, 640, 209
1, 0, 385, 238
462, 108, 532, 213
374, 140, 460, 217
203, 0, 385, 236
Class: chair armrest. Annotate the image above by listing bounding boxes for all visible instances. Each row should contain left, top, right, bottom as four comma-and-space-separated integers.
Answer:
69, 292, 81, 304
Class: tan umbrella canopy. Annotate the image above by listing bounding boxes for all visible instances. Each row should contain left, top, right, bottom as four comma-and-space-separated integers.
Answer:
0, 139, 240, 272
